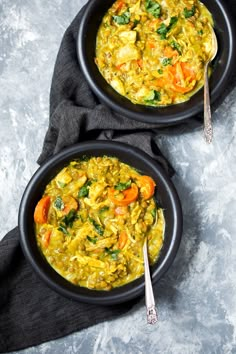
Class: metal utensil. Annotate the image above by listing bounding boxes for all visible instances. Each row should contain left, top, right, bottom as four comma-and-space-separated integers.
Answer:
203, 26, 218, 143
143, 238, 158, 324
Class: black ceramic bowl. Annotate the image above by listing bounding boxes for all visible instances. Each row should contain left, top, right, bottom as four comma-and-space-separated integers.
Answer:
77, 0, 235, 125
19, 141, 182, 305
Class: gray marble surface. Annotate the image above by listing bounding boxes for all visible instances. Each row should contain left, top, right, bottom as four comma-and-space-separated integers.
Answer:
1, 0, 236, 353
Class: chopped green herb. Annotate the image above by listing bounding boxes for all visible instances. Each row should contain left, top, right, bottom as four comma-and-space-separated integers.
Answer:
157, 23, 168, 39
57, 181, 66, 188
89, 217, 104, 236
105, 248, 121, 260
170, 40, 182, 54
78, 180, 92, 198
162, 57, 172, 66
62, 209, 78, 228
169, 16, 178, 27
151, 208, 156, 218
115, 180, 132, 191
157, 16, 178, 39
145, 0, 161, 18
158, 69, 163, 74
58, 224, 69, 235
145, 90, 161, 104
183, 6, 196, 18
99, 206, 110, 213
54, 196, 64, 210
198, 29, 203, 35
133, 19, 140, 27
87, 235, 98, 244
113, 11, 130, 25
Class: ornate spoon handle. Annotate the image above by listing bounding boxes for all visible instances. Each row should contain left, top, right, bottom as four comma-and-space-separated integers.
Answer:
204, 62, 213, 144
143, 239, 158, 324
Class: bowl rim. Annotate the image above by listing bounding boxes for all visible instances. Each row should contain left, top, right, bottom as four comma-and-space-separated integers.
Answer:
77, 0, 236, 125
18, 141, 183, 304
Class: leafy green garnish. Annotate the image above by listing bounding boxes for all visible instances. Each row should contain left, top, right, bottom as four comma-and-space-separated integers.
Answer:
162, 57, 172, 66
89, 217, 104, 236
105, 248, 121, 260
198, 29, 203, 35
169, 16, 178, 29
78, 180, 92, 198
151, 208, 156, 218
54, 196, 64, 210
183, 6, 196, 18
62, 209, 78, 228
145, 0, 161, 18
58, 224, 69, 235
113, 11, 130, 25
115, 180, 132, 191
157, 23, 168, 39
170, 40, 182, 54
133, 19, 140, 27
157, 16, 178, 39
87, 235, 98, 244
145, 90, 161, 104
99, 206, 110, 214
57, 181, 66, 188
158, 69, 163, 74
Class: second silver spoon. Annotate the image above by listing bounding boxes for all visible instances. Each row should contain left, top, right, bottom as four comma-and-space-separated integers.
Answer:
203, 26, 218, 143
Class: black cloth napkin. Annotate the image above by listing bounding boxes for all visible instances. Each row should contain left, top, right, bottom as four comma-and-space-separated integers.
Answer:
0, 1, 236, 352
0, 6, 174, 354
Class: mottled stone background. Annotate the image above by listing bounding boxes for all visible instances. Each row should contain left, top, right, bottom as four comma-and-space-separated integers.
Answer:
0, 0, 236, 353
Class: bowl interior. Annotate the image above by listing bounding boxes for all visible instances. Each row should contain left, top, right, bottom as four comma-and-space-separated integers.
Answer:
77, 0, 235, 124
19, 141, 182, 305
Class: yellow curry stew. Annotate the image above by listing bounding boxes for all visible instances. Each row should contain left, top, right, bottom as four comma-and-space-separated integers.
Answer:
95, 0, 214, 106
34, 156, 165, 290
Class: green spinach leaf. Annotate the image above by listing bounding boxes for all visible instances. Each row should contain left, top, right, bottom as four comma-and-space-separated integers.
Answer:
183, 6, 196, 18
115, 180, 132, 191
54, 196, 64, 210
89, 217, 104, 236
113, 11, 130, 25
145, 0, 161, 18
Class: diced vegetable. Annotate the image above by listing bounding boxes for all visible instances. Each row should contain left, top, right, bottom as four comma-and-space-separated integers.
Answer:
41, 230, 51, 248
108, 183, 138, 206
118, 30, 137, 43
137, 175, 156, 200
55, 168, 72, 187
61, 196, 78, 216
34, 196, 51, 224
118, 231, 128, 249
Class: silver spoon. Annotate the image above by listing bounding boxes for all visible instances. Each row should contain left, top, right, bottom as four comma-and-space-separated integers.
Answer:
143, 238, 158, 324
203, 26, 218, 144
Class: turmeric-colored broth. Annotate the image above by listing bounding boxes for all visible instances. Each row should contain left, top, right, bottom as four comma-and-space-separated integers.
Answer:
34, 156, 165, 290
95, 0, 214, 106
